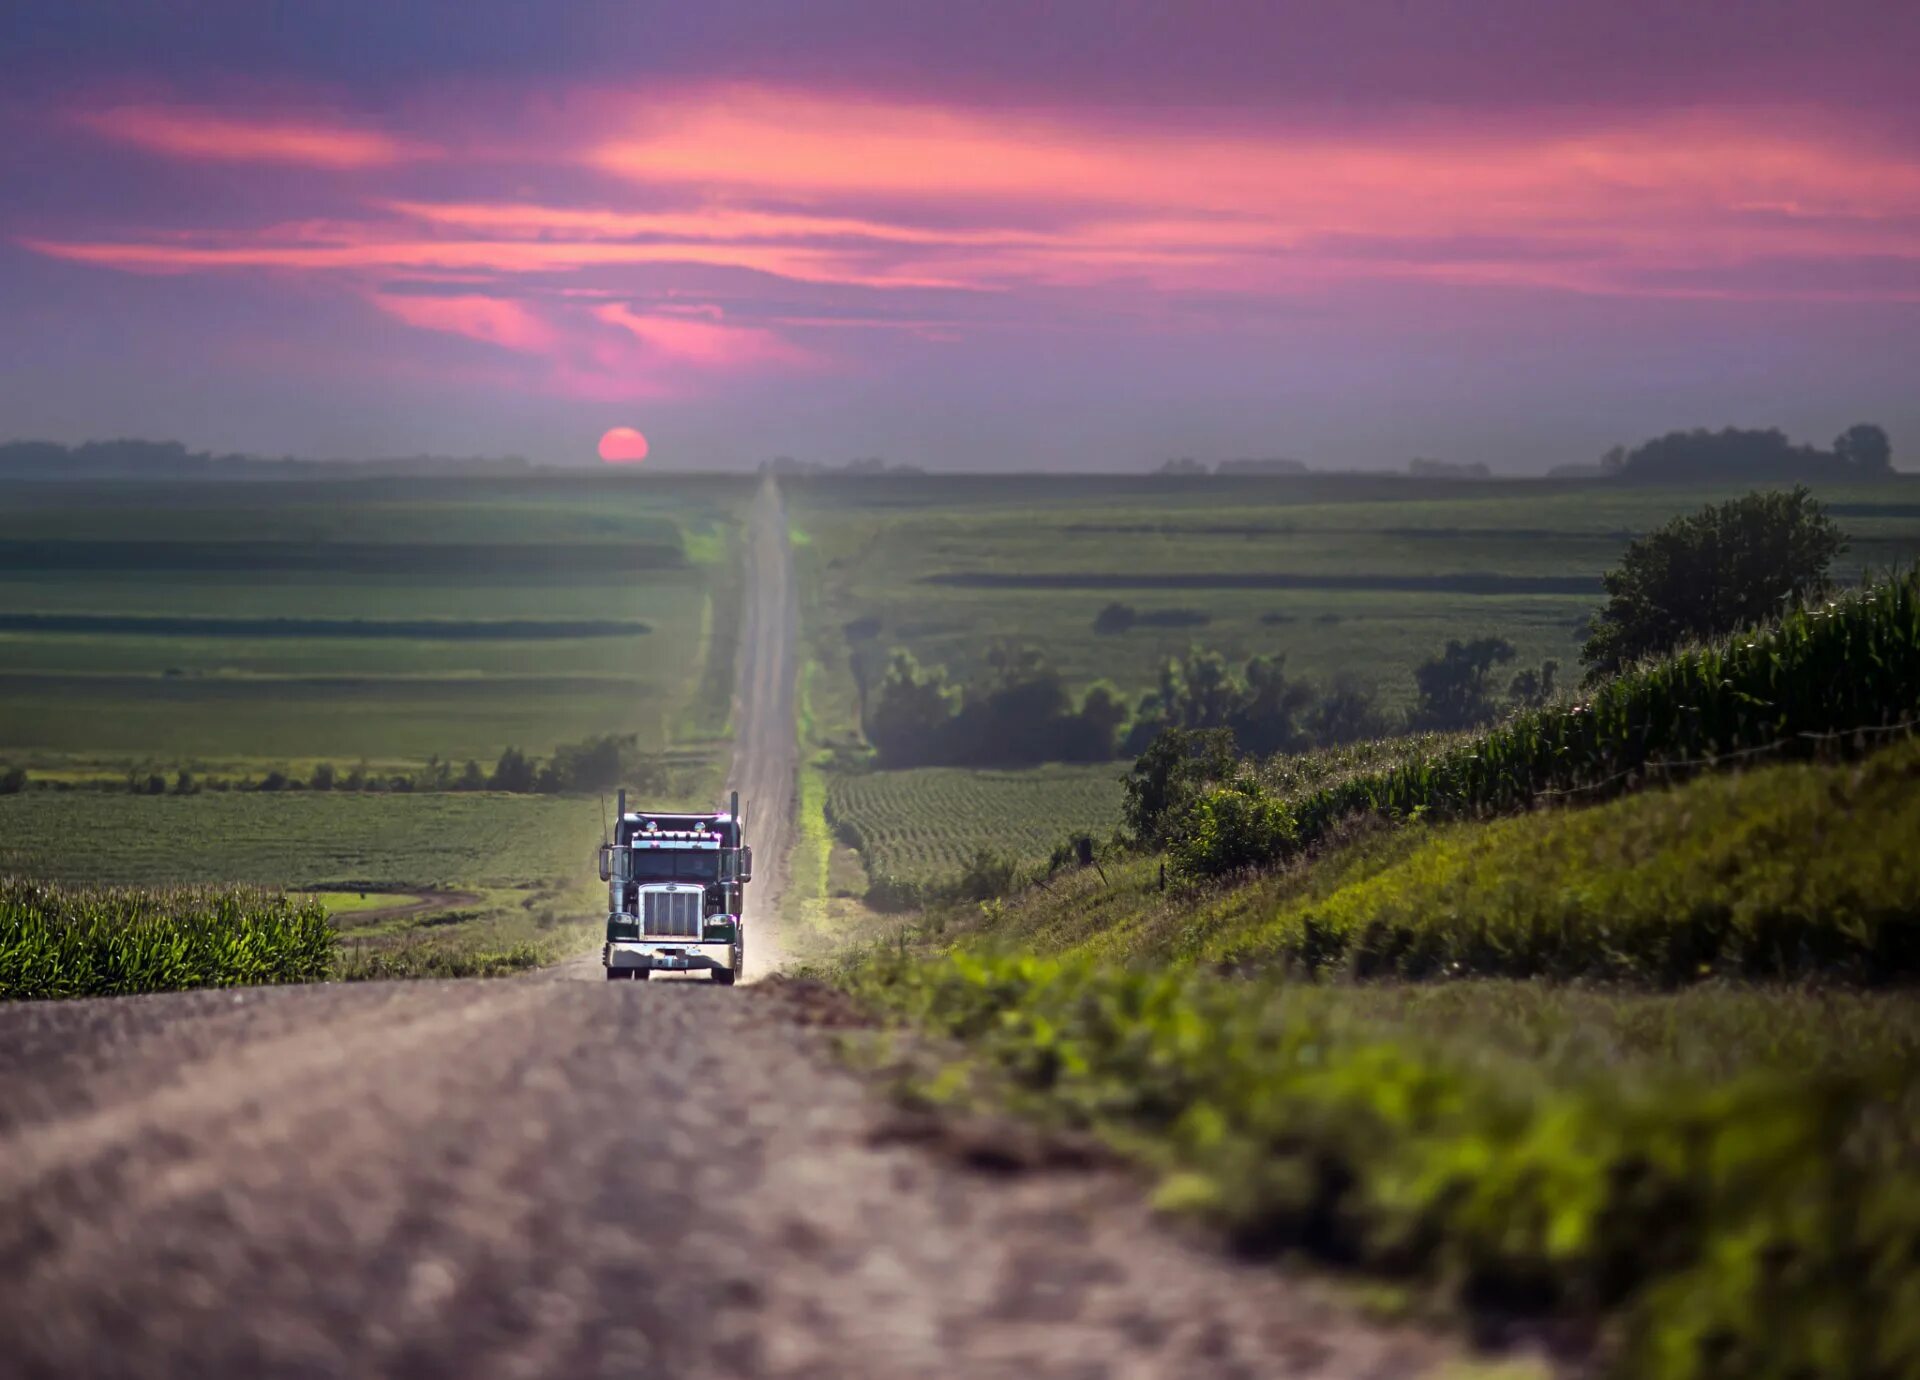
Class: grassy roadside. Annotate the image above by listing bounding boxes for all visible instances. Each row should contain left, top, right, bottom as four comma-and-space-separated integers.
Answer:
831, 734, 1920, 1378
849, 948, 1919, 1379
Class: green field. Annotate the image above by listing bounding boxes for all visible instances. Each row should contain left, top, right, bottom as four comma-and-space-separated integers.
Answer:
0, 792, 608, 889
789, 473, 1920, 722
0, 791, 616, 972
0, 473, 750, 775
0, 472, 757, 975
825, 765, 1126, 885
790, 472, 1920, 896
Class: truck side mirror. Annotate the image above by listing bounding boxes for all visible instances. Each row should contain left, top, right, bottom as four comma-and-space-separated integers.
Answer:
739, 846, 753, 883
598, 844, 612, 882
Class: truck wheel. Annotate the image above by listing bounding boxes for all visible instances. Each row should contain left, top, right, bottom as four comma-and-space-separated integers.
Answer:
710, 966, 736, 986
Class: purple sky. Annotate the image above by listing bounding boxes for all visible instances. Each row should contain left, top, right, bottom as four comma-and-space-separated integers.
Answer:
4, 0, 1917, 472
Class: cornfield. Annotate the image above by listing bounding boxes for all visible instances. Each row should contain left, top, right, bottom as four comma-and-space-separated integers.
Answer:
1175, 569, 1920, 876
826, 765, 1125, 886
0, 878, 334, 1000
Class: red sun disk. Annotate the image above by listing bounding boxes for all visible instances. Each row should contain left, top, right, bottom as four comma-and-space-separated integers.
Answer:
598, 426, 650, 463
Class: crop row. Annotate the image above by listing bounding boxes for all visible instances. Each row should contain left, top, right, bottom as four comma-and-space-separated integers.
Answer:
0, 879, 334, 999
1171, 568, 1920, 877
825, 765, 1125, 885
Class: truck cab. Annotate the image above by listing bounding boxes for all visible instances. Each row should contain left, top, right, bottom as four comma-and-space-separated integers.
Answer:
600, 790, 752, 983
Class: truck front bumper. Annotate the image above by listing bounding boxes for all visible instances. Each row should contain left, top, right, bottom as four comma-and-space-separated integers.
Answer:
606, 940, 735, 974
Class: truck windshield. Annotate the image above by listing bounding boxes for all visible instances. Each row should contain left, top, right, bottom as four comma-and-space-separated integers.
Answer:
630, 850, 722, 883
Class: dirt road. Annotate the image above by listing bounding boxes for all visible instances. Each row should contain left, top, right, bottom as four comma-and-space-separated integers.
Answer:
0, 478, 1456, 1378
726, 475, 798, 976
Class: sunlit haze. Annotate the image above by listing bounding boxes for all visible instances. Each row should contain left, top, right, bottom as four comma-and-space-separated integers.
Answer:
3, 1, 1916, 470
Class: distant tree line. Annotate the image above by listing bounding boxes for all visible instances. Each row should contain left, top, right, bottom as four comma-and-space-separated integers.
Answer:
1601, 424, 1892, 483
861, 638, 1563, 769
0, 439, 533, 480
7, 734, 665, 797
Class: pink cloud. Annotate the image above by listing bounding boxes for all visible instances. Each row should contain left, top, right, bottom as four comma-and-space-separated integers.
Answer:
73, 104, 425, 167
593, 302, 810, 367
369, 292, 559, 351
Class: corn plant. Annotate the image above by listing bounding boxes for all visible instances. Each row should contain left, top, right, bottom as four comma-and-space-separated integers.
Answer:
1173, 569, 1920, 878
0, 879, 333, 1000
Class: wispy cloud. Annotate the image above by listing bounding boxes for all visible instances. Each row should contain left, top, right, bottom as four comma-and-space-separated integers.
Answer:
73, 104, 428, 167
368, 292, 558, 351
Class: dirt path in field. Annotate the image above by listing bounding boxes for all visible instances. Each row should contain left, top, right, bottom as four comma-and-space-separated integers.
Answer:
326, 889, 483, 927
726, 473, 799, 977
0, 477, 1471, 1379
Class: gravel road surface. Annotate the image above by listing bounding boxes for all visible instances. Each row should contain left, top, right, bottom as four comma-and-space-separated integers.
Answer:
0, 479, 1459, 1378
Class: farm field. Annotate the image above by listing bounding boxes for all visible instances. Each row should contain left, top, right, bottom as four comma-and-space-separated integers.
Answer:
0, 471, 755, 972
0, 792, 607, 890
0, 791, 615, 972
825, 764, 1125, 886
788, 472, 1920, 721
789, 471, 1920, 895
0, 472, 751, 776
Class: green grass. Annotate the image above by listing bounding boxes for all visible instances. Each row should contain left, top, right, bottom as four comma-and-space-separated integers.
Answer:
0, 878, 333, 998
825, 764, 1126, 885
302, 889, 406, 916
1203, 740, 1920, 982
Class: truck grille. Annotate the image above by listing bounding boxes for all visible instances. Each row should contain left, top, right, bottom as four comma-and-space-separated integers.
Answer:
641, 889, 704, 938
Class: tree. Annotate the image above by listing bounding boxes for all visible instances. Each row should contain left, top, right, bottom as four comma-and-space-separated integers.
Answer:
1122, 727, 1237, 845
544, 733, 640, 792
309, 761, 336, 791
0, 765, 26, 795
1614, 427, 1830, 483
488, 746, 537, 793
1092, 602, 1137, 635
456, 759, 486, 791
1308, 674, 1391, 744
1579, 487, 1848, 680
1835, 423, 1893, 476
1230, 655, 1316, 755
1411, 637, 1517, 730
866, 651, 958, 767
1507, 659, 1560, 710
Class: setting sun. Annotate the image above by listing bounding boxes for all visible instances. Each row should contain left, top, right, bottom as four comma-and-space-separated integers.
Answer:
597, 425, 649, 463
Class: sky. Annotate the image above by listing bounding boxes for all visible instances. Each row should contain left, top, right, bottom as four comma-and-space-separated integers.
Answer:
3, 0, 1918, 472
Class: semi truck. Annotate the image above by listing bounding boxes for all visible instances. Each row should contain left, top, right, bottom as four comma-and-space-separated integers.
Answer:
600, 788, 752, 983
